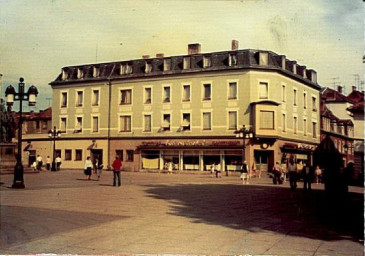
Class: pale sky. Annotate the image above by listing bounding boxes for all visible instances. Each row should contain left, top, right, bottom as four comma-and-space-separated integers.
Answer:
0, 0, 364, 111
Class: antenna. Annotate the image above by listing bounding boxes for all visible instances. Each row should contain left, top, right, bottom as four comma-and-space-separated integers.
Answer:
331, 77, 340, 89
353, 74, 360, 89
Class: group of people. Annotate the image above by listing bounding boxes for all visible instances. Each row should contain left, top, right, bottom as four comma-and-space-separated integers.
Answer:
32, 155, 61, 172
83, 155, 122, 187
272, 158, 323, 191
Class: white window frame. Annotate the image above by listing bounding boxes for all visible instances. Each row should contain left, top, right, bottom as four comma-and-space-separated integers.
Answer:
181, 111, 192, 132
75, 89, 84, 107
119, 87, 133, 105
201, 81, 213, 102
143, 86, 152, 104
163, 59, 171, 71
59, 116, 67, 133
75, 115, 83, 133
181, 83, 191, 102
91, 115, 100, 133
60, 90, 68, 108
161, 112, 171, 132
227, 110, 238, 130
202, 111, 212, 131
227, 80, 238, 100
143, 113, 152, 133
91, 88, 100, 106
162, 85, 172, 103
258, 81, 269, 99
119, 114, 132, 133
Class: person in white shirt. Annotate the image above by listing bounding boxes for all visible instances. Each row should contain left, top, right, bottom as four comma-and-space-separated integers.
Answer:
36, 155, 43, 171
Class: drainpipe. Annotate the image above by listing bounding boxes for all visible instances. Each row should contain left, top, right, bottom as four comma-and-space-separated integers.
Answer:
107, 64, 116, 169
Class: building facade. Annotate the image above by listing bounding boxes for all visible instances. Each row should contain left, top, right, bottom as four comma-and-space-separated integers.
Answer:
49, 42, 321, 173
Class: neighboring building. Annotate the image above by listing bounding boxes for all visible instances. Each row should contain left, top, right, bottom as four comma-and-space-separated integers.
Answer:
19, 108, 53, 166
49, 42, 321, 172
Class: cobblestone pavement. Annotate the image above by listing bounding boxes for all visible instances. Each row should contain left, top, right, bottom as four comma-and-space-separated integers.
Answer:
0, 170, 364, 255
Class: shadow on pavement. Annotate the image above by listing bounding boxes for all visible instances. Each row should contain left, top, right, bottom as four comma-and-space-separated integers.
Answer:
0, 205, 127, 248
144, 183, 364, 243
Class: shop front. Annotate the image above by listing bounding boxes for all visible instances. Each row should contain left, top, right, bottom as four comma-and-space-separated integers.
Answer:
280, 142, 315, 165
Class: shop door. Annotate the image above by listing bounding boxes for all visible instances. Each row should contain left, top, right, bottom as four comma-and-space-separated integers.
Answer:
254, 150, 274, 172
91, 149, 103, 164
28, 150, 36, 167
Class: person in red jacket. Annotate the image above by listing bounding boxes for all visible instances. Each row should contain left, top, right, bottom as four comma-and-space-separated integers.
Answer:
111, 156, 122, 186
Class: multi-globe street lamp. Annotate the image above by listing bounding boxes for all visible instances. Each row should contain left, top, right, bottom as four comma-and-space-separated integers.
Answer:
5, 78, 38, 188
235, 125, 255, 164
48, 126, 61, 172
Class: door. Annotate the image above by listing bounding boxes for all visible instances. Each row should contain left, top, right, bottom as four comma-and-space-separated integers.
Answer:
254, 150, 274, 172
91, 149, 103, 165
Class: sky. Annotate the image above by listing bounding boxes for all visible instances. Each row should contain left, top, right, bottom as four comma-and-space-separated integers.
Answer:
0, 0, 364, 111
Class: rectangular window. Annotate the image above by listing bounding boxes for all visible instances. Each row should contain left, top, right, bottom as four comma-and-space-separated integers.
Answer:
42, 120, 47, 129
93, 67, 99, 78
203, 84, 211, 100
115, 150, 123, 161
121, 63, 133, 74
228, 82, 237, 99
75, 149, 82, 161
183, 85, 190, 102
259, 52, 269, 65
228, 111, 237, 130
304, 119, 307, 136
282, 113, 286, 132
182, 113, 191, 131
303, 93, 307, 109
163, 86, 170, 103
77, 68, 83, 79
144, 88, 152, 104
203, 112, 211, 130
229, 54, 237, 66
61, 118, 67, 132
163, 59, 171, 71
126, 150, 134, 162
282, 85, 286, 102
313, 122, 317, 138
92, 116, 99, 133
144, 115, 152, 132
120, 116, 131, 132
260, 111, 274, 129
61, 92, 68, 107
76, 117, 82, 132
312, 97, 317, 111
120, 89, 132, 104
294, 89, 297, 106
65, 149, 72, 161
76, 91, 83, 107
183, 57, 191, 69
259, 82, 268, 99
92, 90, 99, 106
162, 114, 170, 131
203, 56, 211, 68
294, 116, 298, 134
145, 62, 152, 73
36, 120, 40, 129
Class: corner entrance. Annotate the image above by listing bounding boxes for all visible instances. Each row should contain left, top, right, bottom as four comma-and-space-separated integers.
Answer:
254, 150, 274, 173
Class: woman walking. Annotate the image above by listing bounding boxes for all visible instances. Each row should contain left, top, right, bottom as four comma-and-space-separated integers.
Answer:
84, 156, 93, 180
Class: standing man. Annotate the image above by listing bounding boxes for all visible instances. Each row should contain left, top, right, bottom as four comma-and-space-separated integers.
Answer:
303, 161, 314, 191
55, 155, 62, 171
240, 160, 249, 184
288, 157, 298, 190
46, 156, 51, 171
36, 155, 43, 171
112, 156, 122, 187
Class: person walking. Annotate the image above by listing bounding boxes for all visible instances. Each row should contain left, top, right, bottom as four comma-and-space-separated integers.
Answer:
36, 155, 43, 171
272, 162, 282, 185
112, 156, 122, 186
303, 161, 314, 191
46, 156, 51, 171
95, 157, 104, 181
210, 162, 216, 177
288, 157, 298, 190
315, 165, 322, 184
215, 162, 222, 178
240, 160, 249, 184
55, 155, 62, 171
84, 156, 93, 180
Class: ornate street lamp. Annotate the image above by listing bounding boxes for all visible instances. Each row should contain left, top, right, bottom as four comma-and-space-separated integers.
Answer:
5, 78, 38, 188
235, 125, 255, 164
48, 126, 61, 172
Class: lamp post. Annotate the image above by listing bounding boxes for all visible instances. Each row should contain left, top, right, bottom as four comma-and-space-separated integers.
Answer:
235, 125, 254, 164
5, 78, 38, 188
48, 126, 61, 172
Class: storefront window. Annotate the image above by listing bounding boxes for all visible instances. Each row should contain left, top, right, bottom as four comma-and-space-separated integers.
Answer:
202, 150, 220, 171
183, 150, 199, 170
141, 150, 160, 169
162, 150, 179, 170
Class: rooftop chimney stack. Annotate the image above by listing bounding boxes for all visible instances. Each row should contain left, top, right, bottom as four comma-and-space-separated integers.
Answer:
337, 86, 343, 94
142, 55, 150, 59
231, 40, 239, 50
188, 43, 201, 55
156, 53, 164, 58
352, 86, 357, 92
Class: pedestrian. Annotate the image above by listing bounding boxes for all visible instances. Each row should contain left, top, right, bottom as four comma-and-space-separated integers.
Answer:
32, 161, 37, 172
95, 157, 104, 181
303, 161, 314, 191
315, 165, 322, 184
240, 160, 249, 184
215, 162, 222, 178
84, 156, 93, 180
297, 160, 304, 179
281, 161, 287, 182
272, 161, 282, 185
210, 162, 216, 177
167, 161, 173, 174
36, 155, 43, 171
252, 161, 260, 178
111, 155, 122, 186
46, 156, 51, 171
288, 157, 298, 190
55, 155, 62, 171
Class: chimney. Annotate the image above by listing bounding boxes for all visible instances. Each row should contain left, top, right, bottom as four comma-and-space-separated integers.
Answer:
231, 40, 239, 51
156, 53, 164, 58
352, 86, 357, 92
337, 86, 343, 94
188, 43, 201, 55
280, 56, 286, 69
142, 55, 150, 59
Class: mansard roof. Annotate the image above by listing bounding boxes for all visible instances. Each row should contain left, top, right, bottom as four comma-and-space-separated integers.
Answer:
50, 48, 320, 90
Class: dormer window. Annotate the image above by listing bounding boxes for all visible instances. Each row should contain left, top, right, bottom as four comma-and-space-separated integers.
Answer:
203, 56, 211, 68
62, 70, 68, 80
163, 59, 171, 71
77, 68, 84, 79
145, 61, 152, 73
93, 66, 99, 78
183, 57, 191, 70
121, 63, 133, 75
259, 52, 269, 66
229, 54, 237, 66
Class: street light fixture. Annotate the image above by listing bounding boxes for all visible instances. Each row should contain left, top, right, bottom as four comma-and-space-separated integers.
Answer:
235, 125, 255, 164
5, 78, 38, 188
48, 126, 61, 172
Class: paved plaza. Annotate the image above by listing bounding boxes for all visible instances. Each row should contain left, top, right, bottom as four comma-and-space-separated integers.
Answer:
0, 169, 364, 255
